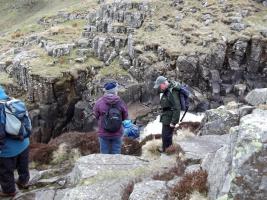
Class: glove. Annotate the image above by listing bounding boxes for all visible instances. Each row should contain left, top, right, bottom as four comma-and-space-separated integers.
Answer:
170, 123, 176, 128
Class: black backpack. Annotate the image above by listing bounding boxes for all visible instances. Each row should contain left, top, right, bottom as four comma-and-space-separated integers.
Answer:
103, 103, 122, 133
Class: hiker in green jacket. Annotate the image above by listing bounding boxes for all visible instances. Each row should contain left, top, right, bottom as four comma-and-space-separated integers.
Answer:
154, 76, 181, 152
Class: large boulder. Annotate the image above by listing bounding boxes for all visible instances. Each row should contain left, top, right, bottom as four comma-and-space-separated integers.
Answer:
54, 154, 176, 200
245, 88, 267, 106
202, 109, 267, 200
198, 106, 240, 136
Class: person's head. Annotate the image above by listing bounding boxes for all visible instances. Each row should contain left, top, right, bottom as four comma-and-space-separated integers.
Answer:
153, 76, 169, 92
0, 86, 8, 100
104, 81, 119, 95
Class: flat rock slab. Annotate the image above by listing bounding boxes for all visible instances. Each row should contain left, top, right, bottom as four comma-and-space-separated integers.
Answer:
55, 179, 131, 200
69, 154, 150, 185
176, 135, 229, 162
14, 189, 56, 200
129, 180, 168, 200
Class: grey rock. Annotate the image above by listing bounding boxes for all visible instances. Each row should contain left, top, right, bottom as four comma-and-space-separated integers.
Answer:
199, 106, 240, 136
185, 164, 201, 174
15, 189, 56, 200
166, 176, 182, 188
45, 44, 74, 57
230, 22, 246, 31
55, 179, 130, 200
52, 154, 176, 200
234, 83, 246, 96
77, 38, 90, 48
201, 145, 232, 200
75, 57, 87, 63
129, 180, 168, 200
237, 105, 255, 117
245, 88, 267, 106
203, 109, 267, 200
176, 134, 229, 163
69, 154, 148, 185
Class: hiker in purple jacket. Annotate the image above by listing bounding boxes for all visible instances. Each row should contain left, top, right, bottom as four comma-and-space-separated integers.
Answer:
93, 81, 128, 154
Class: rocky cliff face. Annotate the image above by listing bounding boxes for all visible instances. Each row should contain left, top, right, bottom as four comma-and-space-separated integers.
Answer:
0, 0, 266, 142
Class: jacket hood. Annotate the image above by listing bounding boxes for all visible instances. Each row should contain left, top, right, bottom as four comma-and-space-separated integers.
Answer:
102, 94, 121, 104
0, 86, 9, 100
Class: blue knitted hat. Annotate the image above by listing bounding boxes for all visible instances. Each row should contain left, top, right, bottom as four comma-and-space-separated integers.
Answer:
104, 81, 117, 91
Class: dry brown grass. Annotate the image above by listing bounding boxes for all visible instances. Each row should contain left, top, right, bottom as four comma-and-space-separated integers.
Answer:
121, 181, 135, 200
170, 169, 208, 200
122, 137, 142, 156
177, 122, 201, 134
165, 144, 184, 156
29, 143, 57, 165
11, 31, 24, 39
72, 22, 78, 28
140, 134, 162, 147
152, 164, 185, 181
258, 104, 267, 110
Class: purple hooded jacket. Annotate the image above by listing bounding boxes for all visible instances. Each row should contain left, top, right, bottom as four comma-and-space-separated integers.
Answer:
93, 94, 128, 138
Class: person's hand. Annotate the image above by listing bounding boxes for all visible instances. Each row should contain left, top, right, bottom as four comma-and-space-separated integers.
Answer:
170, 123, 176, 128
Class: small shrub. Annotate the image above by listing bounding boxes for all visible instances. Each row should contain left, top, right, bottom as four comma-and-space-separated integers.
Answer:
170, 169, 208, 200
140, 134, 162, 147
152, 164, 185, 181
121, 181, 135, 200
49, 131, 99, 155
11, 31, 24, 39
165, 144, 184, 155
122, 137, 142, 156
72, 22, 78, 27
177, 122, 201, 134
141, 139, 162, 158
29, 143, 57, 165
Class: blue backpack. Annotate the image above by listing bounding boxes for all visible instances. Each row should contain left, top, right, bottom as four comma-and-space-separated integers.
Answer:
169, 82, 190, 111
122, 120, 140, 139
179, 85, 190, 111
0, 99, 32, 140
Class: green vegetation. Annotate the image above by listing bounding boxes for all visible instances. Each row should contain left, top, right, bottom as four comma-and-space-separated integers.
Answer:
28, 47, 103, 78
0, 0, 99, 32
134, 0, 267, 54
98, 59, 129, 79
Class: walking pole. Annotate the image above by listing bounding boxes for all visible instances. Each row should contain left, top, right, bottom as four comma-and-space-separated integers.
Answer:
180, 107, 189, 122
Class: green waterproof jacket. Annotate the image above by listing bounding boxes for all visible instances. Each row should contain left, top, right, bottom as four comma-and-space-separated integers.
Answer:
159, 81, 181, 125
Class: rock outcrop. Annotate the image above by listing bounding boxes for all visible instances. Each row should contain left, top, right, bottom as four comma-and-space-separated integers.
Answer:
17, 154, 178, 200
202, 109, 267, 200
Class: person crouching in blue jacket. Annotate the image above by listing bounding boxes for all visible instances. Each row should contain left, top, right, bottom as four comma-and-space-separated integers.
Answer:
0, 86, 31, 197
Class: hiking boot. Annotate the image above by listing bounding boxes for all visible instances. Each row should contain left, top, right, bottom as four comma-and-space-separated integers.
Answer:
0, 191, 17, 197
16, 181, 30, 190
